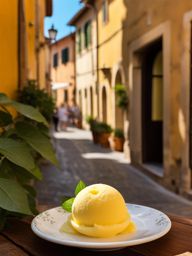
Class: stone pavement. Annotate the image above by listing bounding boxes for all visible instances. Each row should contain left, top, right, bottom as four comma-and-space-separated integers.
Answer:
36, 127, 192, 217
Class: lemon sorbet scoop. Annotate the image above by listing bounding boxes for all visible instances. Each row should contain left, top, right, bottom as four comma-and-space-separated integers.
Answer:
71, 184, 131, 238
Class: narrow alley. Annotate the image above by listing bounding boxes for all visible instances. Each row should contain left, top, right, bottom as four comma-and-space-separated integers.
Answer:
36, 128, 192, 218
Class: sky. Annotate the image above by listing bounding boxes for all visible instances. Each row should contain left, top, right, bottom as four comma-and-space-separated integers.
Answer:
44, 0, 83, 40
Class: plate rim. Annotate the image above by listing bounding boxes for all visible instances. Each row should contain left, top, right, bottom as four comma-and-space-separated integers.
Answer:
31, 203, 171, 249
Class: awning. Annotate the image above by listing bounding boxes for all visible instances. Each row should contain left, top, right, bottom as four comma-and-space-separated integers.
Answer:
51, 82, 70, 90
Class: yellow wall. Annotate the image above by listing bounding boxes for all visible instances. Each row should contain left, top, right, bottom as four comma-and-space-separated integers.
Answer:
0, 0, 50, 100
25, 0, 47, 88
97, 0, 126, 82
0, 1, 18, 98
96, 0, 126, 125
38, 0, 47, 89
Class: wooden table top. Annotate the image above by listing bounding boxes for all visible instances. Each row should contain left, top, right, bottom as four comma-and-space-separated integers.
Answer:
0, 214, 192, 256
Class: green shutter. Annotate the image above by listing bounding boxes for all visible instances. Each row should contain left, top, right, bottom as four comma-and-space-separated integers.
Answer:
84, 21, 91, 48
88, 22, 91, 46
61, 48, 69, 64
53, 53, 58, 67
77, 30, 81, 53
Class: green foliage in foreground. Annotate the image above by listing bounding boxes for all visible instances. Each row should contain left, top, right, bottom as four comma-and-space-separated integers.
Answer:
0, 93, 58, 230
62, 181, 86, 212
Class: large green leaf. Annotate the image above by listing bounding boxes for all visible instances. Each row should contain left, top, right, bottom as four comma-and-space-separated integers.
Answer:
0, 110, 12, 127
12, 102, 48, 126
15, 122, 58, 166
0, 138, 35, 171
23, 184, 38, 215
0, 159, 42, 181
0, 178, 32, 215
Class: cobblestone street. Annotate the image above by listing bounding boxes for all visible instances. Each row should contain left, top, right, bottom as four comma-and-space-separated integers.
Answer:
36, 128, 192, 217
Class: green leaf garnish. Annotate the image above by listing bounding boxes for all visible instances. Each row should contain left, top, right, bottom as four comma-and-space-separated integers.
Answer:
75, 180, 86, 196
61, 180, 87, 212
62, 197, 75, 212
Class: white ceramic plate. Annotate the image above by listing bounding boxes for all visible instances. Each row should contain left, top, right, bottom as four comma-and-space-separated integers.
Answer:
31, 204, 171, 250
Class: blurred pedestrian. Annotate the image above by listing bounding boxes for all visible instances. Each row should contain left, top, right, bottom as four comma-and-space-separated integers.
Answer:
58, 103, 69, 131
70, 102, 82, 128
52, 107, 59, 132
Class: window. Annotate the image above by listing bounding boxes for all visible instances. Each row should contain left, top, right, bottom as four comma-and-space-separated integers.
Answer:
77, 29, 82, 54
84, 21, 91, 48
53, 53, 58, 68
61, 48, 69, 64
102, 0, 109, 24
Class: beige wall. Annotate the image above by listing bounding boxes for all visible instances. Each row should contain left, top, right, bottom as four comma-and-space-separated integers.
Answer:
50, 34, 75, 107
75, 8, 97, 128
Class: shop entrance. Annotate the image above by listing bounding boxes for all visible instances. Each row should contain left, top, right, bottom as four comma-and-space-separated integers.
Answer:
141, 38, 163, 164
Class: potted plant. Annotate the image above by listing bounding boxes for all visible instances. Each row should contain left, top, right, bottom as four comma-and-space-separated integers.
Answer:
113, 128, 125, 152
86, 116, 100, 144
96, 122, 113, 148
114, 84, 129, 110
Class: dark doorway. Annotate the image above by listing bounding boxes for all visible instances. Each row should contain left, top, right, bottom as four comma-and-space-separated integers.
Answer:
141, 38, 163, 163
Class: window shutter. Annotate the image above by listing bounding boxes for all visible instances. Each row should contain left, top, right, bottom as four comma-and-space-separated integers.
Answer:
53, 53, 58, 68
84, 21, 91, 48
88, 22, 91, 46
62, 48, 69, 64
77, 29, 82, 53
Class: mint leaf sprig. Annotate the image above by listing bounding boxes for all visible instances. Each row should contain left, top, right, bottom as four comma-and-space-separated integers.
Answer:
62, 180, 86, 212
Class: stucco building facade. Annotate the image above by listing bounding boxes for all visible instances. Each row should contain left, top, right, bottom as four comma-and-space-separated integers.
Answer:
68, 6, 97, 128
95, 0, 127, 131
80, 0, 192, 197
50, 34, 75, 107
119, 0, 192, 197
0, 0, 52, 98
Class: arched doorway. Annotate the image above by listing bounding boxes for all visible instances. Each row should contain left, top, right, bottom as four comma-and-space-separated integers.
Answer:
115, 70, 124, 129
102, 87, 107, 123
90, 86, 93, 117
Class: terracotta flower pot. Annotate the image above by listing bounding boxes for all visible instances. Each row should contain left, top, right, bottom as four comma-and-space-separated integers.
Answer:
98, 132, 111, 148
114, 137, 125, 152
92, 131, 100, 144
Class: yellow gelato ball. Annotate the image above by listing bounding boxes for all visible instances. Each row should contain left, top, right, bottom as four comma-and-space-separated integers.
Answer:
71, 184, 130, 237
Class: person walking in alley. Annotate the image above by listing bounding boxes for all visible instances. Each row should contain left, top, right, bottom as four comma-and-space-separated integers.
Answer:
58, 103, 69, 131
52, 107, 59, 132
70, 102, 82, 128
